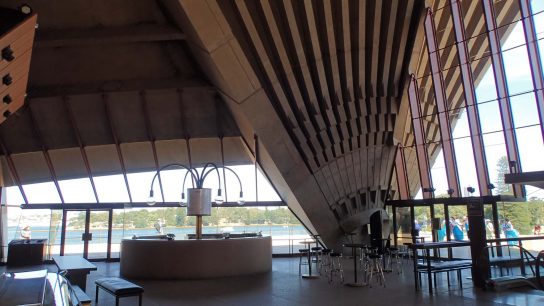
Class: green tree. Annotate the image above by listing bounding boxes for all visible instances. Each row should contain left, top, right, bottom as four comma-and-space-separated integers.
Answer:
495, 156, 511, 195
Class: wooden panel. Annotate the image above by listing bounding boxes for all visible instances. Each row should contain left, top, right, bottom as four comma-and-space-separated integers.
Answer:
0, 14, 36, 71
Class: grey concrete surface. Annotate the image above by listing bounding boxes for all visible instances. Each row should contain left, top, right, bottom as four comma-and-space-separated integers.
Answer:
2, 257, 543, 306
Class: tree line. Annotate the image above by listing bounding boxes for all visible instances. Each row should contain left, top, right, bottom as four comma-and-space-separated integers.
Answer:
414, 156, 544, 235
68, 207, 301, 229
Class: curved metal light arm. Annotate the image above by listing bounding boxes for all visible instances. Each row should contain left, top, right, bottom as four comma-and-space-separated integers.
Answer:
149, 163, 198, 198
201, 163, 222, 190
181, 170, 196, 190
222, 166, 244, 195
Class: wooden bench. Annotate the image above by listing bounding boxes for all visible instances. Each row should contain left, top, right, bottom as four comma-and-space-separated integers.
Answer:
95, 277, 143, 306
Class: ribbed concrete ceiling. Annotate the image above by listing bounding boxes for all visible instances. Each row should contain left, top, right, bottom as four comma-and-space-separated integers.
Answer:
0, 0, 250, 186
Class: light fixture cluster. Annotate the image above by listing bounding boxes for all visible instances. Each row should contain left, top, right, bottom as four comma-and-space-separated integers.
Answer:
147, 163, 244, 206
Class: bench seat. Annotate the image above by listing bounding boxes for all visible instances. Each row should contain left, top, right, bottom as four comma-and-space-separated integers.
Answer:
72, 285, 91, 306
95, 277, 143, 306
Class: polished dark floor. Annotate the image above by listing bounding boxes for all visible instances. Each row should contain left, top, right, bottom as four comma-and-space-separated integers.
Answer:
2, 257, 544, 306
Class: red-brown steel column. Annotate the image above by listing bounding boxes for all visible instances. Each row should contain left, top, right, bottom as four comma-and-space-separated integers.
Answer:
407, 75, 433, 199
450, 3, 491, 196
394, 145, 410, 200
519, 0, 544, 142
481, 0, 524, 197
423, 8, 461, 198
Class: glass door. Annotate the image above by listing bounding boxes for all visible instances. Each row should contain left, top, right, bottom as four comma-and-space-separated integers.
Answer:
62, 209, 111, 259
87, 210, 111, 259
62, 210, 86, 257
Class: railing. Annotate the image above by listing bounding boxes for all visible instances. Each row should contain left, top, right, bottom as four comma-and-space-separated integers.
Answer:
481, 236, 544, 290
536, 251, 544, 290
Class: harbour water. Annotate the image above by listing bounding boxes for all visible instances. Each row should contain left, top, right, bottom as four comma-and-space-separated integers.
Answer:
7, 225, 311, 255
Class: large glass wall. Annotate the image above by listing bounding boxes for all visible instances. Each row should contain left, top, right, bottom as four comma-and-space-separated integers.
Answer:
4, 165, 309, 259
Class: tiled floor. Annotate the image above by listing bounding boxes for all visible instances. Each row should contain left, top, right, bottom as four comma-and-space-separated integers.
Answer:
2, 257, 544, 305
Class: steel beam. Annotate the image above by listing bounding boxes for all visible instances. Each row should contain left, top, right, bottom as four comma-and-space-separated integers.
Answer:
407, 75, 433, 199
140, 91, 165, 203
102, 93, 133, 203
519, 0, 544, 142
0, 137, 28, 205
63, 96, 99, 203
394, 145, 410, 200
450, 3, 491, 196
27, 101, 65, 203
480, 0, 524, 197
424, 8, 461, 197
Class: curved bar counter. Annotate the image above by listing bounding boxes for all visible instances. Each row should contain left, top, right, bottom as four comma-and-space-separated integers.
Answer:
120, 236, 272, 279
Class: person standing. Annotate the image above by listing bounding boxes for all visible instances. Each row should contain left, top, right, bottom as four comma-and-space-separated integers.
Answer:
414, 220, 421, 237
503, 219, 518, 245
485, 219, 495, 240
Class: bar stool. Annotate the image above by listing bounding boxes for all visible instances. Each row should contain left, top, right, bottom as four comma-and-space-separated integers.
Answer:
328, 252, 344, 284
367, 253, 386, 287
387, 247, 403, 274
311, 246, 323, 272
298, 248, 309, 276
320, 248, 332, 274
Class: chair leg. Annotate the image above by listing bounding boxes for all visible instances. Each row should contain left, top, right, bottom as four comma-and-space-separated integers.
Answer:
139, 293, 143, 306
95, 286, 99, 303
116, 296, 120, 306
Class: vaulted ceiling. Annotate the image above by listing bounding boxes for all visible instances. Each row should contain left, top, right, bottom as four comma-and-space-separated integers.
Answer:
0, 0, 521, 246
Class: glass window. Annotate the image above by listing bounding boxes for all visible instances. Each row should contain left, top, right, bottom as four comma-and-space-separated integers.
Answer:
159, 169, 186, 203
433, 204, 447, 242
58, 178, 96, 203
403, 146, 422, 199
22, 182, 62, 204
510, 92, 540, 128
395, 207, 412, 244
501, 26, 534, 96
256, 167, 282, 201
450, 109, 470, 139
6, 208, 59, 259
6, 186, 25, 205
453, 137, 480, 196
516, 125, 544, 172
93, 174, 130, 203
478, 100, 503, 133
533, 1, 544, 21
127, 171, 158, 203
110, 208, 126, 258
429, 144, 449, 195
475, 68, 498, 104
482, 131, 508, 195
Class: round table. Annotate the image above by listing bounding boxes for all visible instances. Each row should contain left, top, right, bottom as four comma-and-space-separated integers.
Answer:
343, 243, 368, 287
299, 240, 319, 279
